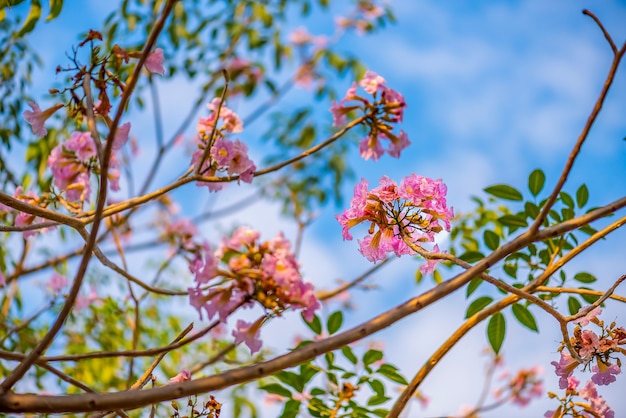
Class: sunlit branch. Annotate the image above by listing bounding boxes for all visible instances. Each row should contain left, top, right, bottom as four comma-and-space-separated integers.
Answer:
0, 192, 83, 229
535, 286, 626, 303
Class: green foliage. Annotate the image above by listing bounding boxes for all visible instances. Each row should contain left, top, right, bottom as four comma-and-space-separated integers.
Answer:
487, 312, 506, 354
448, 167, 602, 353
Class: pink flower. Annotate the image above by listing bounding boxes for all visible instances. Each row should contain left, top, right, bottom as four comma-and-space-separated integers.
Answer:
189, 243, 218, 285
578, 330, 600, 359
64, 131, 98, 160
227, 139, 256, 182
145, 48, 165, 75
232, 319, 262, 354
47, 272, 68, 295
211, 137, 235, 166
358, 234, 389, 263
169, 369, 191, 384
420, 245, 442, 275
111, 122, 130, 150
576, 306, 602, 326
205, 98, 243, 134
74, 286, 98, 310
23, 102, 64, 137
337, 175, 452, 263
579, 380, 615, 418
13, 187, 47, 238
358, 135, 385, 161
227, 226, 260, 248
387, 130, 411, 158
289, 27, 314, 45
359, 70, 386, 94
48, 132, 98, 202
566, 375, 580, 390
551, 351, 579, 389
591, 361, 620, 386
330, 83, 357, 127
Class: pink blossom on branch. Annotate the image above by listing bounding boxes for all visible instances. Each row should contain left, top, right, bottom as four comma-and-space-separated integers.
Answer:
551, 351, 580, 389
193, 98, 255, 191
23, 102, 64, 137
187, 227, 320, 324
232, 319, 262, 354
168, 369, 191, 384
337, 175, 453, 263
330, 71, 410, 160
591, 361, 620, 386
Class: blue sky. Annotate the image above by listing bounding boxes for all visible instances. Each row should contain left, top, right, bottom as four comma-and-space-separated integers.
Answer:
6, 0, 626, 417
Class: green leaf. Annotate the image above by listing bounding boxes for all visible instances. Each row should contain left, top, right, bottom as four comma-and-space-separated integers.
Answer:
466, 296, 493, 318
528, 169, 545, 196
368, 379, 385, 397
415, 269, 423, 284
524, 201, 540, 219
483, 230, 500, 251
304, 314, 322, 335
363, 349, 383, 366
327, 311, 343, 335
576, 184, 589, 208
310, 387, 325, 396
466, 277, 483, 297
433, 269, 443, 284
341, 346, 358, 365
487, 312, 506, 354
567, 296, 582, 315
276, 371, 303, 392
574, 272, 596, 284
503, 263, 518, 279
559, 192, 575, 208
376, 364, 408, 385
498, 214, 528, 228
17, 0, 42, 36
260, 383, 292, 398
459, 251, 484, 263
511, 304, 538, 332
367, 395, 391, 406
47, 0, 63, 21
484, 184, 523, 201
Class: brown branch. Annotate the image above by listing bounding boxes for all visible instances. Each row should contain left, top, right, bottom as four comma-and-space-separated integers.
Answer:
583, 9, 617, 54
529, 41, 626, 235
536, 286, 626, 303
387, 212, 626, 416
0, 0, 178, 393
1, 194, 624, 412
0, 192, 83, 229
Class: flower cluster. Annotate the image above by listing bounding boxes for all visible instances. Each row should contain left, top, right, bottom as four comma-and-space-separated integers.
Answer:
192, 98, 256, 192
552, 307, 623, 388
331, 71, 409, 161
336, 175, 453, 263
335, 0, 385, 35
546, 377, 615, 418
47, 126, 129, 203
494, 366, 544, 407
187, 226, 320, 353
